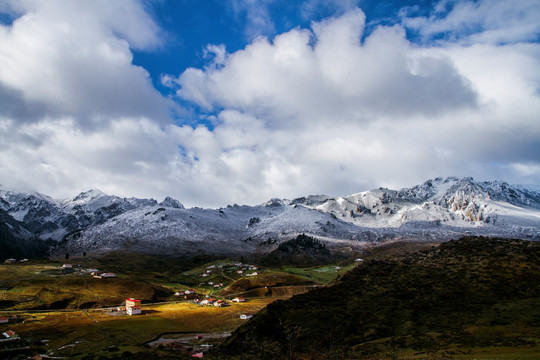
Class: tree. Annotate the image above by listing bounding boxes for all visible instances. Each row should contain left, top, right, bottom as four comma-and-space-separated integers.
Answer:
65, 253, 69, 260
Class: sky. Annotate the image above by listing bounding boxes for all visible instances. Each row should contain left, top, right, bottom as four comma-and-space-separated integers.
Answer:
0, 0, 539, 208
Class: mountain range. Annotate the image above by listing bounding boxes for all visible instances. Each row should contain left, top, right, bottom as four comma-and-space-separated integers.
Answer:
1, 177, 539, 259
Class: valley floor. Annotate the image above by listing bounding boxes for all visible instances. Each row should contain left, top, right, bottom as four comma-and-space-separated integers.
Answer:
2, 299, 280, 359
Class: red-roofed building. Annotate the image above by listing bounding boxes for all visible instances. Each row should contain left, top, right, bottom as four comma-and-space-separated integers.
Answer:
125, 298, 141, 308
125, 298, 142, 316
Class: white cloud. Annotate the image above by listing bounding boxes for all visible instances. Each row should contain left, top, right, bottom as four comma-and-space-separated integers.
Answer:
165, 5, 540, 205
401, 0, 540, 45
300, 0, 361, 20
173, 8, 477, 127
0, 0, 170, 127
0, 1, 538, 208
229, 0, 276, 40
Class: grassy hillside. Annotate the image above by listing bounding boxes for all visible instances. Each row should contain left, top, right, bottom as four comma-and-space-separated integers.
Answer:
214, 237, 540, 359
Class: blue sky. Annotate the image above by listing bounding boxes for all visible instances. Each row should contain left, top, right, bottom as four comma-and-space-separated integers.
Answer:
0, 0, 539, 207
133, 0, 443, 117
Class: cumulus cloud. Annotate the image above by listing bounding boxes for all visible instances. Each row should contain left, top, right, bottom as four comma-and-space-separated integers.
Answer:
0, 1, 539, 208
164, 5, 540, 205
0, 0, 170, 127
173, 8, 477, 127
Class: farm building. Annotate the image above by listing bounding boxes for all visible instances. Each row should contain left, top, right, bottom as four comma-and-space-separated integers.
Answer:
232, 297, 245, 303
125, 298, 142, 316
100, 273, 116, 278
240, 313, 253, 319
126, 298, 141, 308
62, 264, 74, 274
2, 330, 17, 339
0, 315, 17, 324
126, 306, 141, 316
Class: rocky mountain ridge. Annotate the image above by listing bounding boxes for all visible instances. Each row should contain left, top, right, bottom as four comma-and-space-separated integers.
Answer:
1, 177, 539, 258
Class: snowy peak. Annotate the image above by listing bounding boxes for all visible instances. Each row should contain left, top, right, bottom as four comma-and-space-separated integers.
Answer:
71, 188, 106, 202
291, 195, 332, 207
293, 177, 540, 229
0, 187, 158, 241
159, 196, 185, 209
2, 177, 539, 259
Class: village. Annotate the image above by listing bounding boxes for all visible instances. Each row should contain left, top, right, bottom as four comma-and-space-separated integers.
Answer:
0, 257, 278, 358
0, 252, 353, 359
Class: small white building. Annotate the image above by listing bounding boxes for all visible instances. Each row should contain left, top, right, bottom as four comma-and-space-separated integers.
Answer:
232, 297, 245, 303
126, 306, 141, 316
240, 313, 253, 320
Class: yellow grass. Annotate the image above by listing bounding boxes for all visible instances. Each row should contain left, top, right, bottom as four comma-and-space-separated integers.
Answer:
4, 298, 279, 359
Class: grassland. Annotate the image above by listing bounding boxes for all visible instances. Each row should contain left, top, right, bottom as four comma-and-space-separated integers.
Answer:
3, 299, 279, 359
0, 251, 356, 359
216, 237, 540, 359
281, 263, 357, 284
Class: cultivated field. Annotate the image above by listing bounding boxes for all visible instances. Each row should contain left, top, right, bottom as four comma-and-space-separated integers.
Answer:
0, 252, 337, 359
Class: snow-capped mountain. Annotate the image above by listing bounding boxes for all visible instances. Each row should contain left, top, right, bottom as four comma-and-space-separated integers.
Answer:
1, 177, 539, 259
293, 177, 540, 229
0, 188, 157, 241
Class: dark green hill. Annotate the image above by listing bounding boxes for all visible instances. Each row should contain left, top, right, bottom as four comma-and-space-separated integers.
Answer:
258, 234, 340, 266
213, 237, 540, 359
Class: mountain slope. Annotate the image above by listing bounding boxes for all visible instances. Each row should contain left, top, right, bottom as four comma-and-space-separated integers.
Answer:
2, 177, 539, 259
294, 177, 540, 228
57, 177, 540, 257
215, 236, 540, 359
0, 208, 53, 259
0, 188, 158, 242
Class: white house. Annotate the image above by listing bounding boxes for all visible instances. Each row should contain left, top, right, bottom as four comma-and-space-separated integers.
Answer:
240, 313, 253, 319
126, 306, 141, 316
